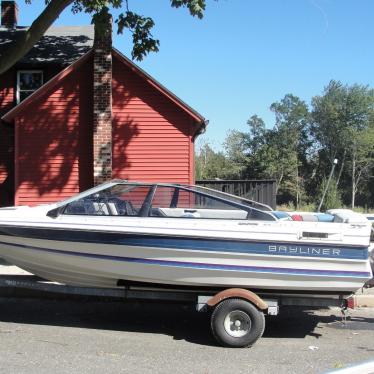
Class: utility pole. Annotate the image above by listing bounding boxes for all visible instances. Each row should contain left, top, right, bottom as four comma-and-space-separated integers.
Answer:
317, 159, 338, 212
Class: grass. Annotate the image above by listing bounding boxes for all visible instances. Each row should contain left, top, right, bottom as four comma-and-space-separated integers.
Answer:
277, 203, 316, 212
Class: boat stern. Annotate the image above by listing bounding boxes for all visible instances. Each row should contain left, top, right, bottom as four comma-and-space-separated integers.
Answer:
365, 243, 374, 288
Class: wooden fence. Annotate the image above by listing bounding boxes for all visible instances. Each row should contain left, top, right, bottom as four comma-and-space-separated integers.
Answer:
195, 180, 277, 209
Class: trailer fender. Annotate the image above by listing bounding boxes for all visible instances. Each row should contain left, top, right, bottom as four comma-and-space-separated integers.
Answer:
206, 288, 268, 310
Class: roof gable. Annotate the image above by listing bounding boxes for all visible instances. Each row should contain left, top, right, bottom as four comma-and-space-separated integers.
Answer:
2, 47, 206, 132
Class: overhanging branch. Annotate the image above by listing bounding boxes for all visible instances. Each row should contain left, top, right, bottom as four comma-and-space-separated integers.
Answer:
0, 0, 74, 75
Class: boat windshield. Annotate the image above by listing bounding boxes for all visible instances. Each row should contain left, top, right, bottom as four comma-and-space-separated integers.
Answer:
54, 182, 276, 221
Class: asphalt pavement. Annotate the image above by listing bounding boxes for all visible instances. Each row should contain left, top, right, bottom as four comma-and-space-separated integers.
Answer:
0, 260, 373, 374
0, 297, 373, 374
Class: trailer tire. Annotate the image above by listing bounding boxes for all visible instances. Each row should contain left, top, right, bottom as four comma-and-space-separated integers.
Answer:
211, 298, 265, 348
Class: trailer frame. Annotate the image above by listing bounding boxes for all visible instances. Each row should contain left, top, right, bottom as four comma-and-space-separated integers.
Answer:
0, 274, 354, 348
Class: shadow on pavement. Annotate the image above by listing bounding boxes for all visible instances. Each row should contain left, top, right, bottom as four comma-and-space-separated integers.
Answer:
265, 307, 374, 339
0, 297, 216, 346
0, 298, 373, 347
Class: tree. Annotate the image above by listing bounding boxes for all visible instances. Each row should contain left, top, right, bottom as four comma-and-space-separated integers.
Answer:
244, 112, 298, 200
311, 81, 374, 208
311, 81, 348, 163
195, 141, 232, 180
344, 86, 374, 208
349, 124, 374, 208
0, 0, 207, 75
242, 98, 310, 207
223, 130, 248, 179
247, 115, 265, 153
311, 81, 350, 191
242, 115, 266, 177
269, 94, 310, 207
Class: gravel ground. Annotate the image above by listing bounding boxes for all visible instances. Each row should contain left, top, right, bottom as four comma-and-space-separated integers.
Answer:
0, 298, 373, 374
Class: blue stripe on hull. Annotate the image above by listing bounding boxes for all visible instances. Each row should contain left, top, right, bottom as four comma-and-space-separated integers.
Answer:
0, 240, 371, 279
119, 237, 368, 260
0, 226, 369, 260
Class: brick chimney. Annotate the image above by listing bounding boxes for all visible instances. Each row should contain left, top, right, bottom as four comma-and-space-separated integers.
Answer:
93, 12, 112, 185
1, 1, 18, 28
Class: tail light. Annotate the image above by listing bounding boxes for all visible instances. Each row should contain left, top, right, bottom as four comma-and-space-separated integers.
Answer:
346, 296, 355, 309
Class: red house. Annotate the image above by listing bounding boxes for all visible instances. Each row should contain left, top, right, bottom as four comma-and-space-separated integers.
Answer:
0, 1, 206, 206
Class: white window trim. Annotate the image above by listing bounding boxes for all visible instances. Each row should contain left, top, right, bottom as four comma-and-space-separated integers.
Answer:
16, 70, 43, 104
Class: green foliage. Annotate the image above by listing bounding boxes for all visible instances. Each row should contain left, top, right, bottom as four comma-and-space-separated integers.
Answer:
277, 202, 316, 212
245, 95, 310, 207
311, 80, 349, 162
311, 81, 374, 207
78, 0, 207, 60
116, 11, 159, 61
195, 142, 234, 180
223, 130, 248, 178
37, 0, 207, 61
311, 81, 374, 165
170, 0, 206, 18
195, 81, 374, 209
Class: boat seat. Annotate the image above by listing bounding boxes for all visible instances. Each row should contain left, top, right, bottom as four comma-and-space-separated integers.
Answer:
107, 202, 119, 215
71, 197, 109, 215
92, 202, 110, 215
105, 198, 138, 216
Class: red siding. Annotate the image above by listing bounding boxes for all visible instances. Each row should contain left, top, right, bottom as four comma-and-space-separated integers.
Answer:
112, 57, 194, 184
0, 69, 15, 116
7, 52, 200, 206
0, 69, 16, 206
14, 62, 93, 206
0, 65, 66, 206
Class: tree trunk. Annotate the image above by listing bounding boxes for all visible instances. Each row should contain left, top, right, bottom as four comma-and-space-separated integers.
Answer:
276, 172, 283, 194
336, 149, 346, 187
0, 0, 73, 75
351, 151, 356, 209
296, 161, 299, 210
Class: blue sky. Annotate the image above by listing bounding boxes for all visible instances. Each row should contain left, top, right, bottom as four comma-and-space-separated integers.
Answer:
18, 0, 374, 149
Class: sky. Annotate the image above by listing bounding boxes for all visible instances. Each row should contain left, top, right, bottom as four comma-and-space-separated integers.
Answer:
17, 0, 374, 149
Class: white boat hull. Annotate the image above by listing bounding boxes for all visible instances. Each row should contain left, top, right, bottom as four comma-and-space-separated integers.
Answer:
0, 188, 372, 295
0, 225, 371, 293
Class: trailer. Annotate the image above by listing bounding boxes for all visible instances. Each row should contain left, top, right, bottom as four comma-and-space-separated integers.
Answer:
0, 274, 359, 348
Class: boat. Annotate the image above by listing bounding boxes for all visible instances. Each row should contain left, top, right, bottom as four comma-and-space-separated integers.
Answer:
0, 180, 372, 295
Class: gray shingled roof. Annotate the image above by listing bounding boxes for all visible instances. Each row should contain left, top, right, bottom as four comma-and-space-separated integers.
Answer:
0, 25, 94, 66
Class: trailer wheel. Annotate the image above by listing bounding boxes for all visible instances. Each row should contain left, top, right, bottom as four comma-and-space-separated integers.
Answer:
211, 298, 265, 348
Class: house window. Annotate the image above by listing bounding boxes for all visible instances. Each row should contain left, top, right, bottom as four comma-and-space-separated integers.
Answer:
17, 70, 43, 103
